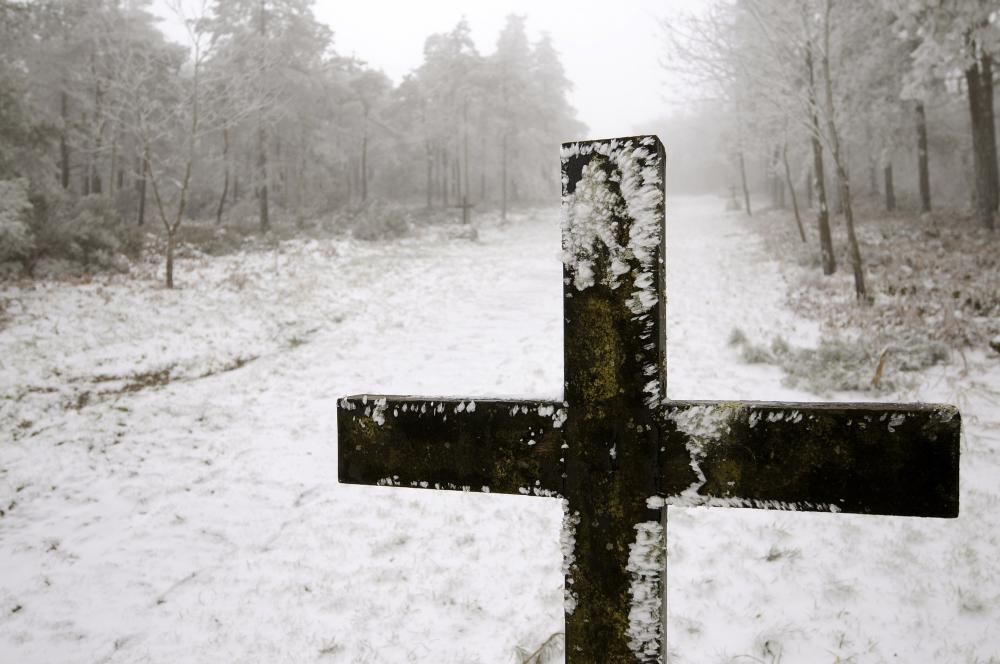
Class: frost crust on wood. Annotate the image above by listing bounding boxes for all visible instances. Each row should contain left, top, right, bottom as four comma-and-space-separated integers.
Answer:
561, 504, 580, 615
626, 520, 665, 662
561, 136, 665, 408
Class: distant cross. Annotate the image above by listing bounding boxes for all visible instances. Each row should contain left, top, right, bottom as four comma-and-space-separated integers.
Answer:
338, 135, 960, 664
451, 194, 475, 225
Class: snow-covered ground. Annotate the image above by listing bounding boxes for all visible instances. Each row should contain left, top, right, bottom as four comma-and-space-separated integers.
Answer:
1, 197, 998, 663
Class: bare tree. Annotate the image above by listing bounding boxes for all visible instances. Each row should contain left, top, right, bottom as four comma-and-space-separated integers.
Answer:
102, 0, 261, 288
819, 0, 866, 301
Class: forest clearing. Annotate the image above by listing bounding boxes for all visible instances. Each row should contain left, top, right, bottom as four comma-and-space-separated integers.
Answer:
2, 199, 999, 662
2, 0, 999, 661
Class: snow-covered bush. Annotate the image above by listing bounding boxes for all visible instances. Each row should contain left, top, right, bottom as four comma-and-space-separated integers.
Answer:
30, 194, 140, 270
756, 205, 1000, 361
71, 196, 131, 265
0, 178, 35, 267
345, 200, 413, 241
735, 332, 950, 394
176, 220, 252, 256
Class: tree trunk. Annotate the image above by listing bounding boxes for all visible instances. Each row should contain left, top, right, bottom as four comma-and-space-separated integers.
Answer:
361, 115, 369, 204
108, 129, 118, 197
966, 52, 997, 229
425, 141, 433, 208
216, 126, 230, 224
807, 164, 814, 209
807, 42, 835, 275
480, 130, 487, 200
822, 0, 865, 301
346, 156, 353, 204
60, 90, 71, 190
257, 122, 270, 232
441, 146, 448, 207
812, 137, 834, 275
276, 132, 288, 209
771, 146, 785, 208
137, 148, 149, 227
82, 116, 91, 195
463, 99, 470, 221
884, 163, 896, 212
981, 53, 998, 213
90, 92, 103, 195
738, 150, 752, 216
453, 145, 460, 205
839, 169, 866, 301
257, 0, 271, 230
915, 102, 931, 212
866, 122, 878, 196
165, 230, 175, 289
831, 162, 842, 215
297, 133, 307, 213
783, 143, 806, 242
501, 132, 508, 223
770, 149, 778, 206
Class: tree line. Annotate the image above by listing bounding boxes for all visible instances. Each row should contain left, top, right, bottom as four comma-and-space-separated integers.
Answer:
663, 0, 999, 302
0, 0, 584, 286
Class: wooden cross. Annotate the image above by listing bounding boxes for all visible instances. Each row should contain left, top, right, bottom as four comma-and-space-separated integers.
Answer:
450, 194, 475, 225
337, 135, 960, 664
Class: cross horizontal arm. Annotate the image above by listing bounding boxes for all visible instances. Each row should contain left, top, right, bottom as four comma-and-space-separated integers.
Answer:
658, 400, 960, 518
338, 395, 568, 497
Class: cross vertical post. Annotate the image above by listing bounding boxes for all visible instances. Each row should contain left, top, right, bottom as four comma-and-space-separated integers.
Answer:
559, 136, 669, 661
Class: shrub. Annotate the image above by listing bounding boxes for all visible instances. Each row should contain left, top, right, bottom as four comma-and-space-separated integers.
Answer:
0, 179, 35, 265
770, 335, 791, 355
223, 197, 263, 230
176, 221, 254, 256
29, 193, 141, 270
728, 327, 748, 346
740, 342, 773, 364
71, 196, 134, 264
347, 200, 413, 241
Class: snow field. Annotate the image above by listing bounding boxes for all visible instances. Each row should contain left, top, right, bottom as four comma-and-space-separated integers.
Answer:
1, 199, 997, 662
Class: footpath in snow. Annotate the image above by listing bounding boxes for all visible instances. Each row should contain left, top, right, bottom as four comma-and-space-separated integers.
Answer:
0, 197, 997, 662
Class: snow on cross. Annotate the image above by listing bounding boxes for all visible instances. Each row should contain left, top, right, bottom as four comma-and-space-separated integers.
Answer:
337, 135, 961, 663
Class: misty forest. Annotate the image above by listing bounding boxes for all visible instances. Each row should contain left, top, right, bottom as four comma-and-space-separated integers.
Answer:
0, 0, 583, 287
1, 1, 1000, 663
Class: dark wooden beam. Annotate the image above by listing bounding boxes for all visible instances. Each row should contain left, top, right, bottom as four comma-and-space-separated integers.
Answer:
338, 395, 567, 497
659, 401, 960, 518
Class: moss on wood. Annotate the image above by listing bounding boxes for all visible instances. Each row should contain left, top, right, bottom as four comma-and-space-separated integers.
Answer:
659, 401, 960, 517
339, 397, 566, 496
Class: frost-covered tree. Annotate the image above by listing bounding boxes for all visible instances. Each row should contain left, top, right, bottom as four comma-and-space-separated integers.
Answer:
415, 18, 481, 208
394, 16, 582, 214
885, 0, 999, 228
528, 32, 586, 197
0, 2, 42, 181
209, 0, 332, 230
491, 15, 533, 220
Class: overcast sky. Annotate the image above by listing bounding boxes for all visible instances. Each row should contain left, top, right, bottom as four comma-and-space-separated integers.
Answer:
153, 0, 704, 138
